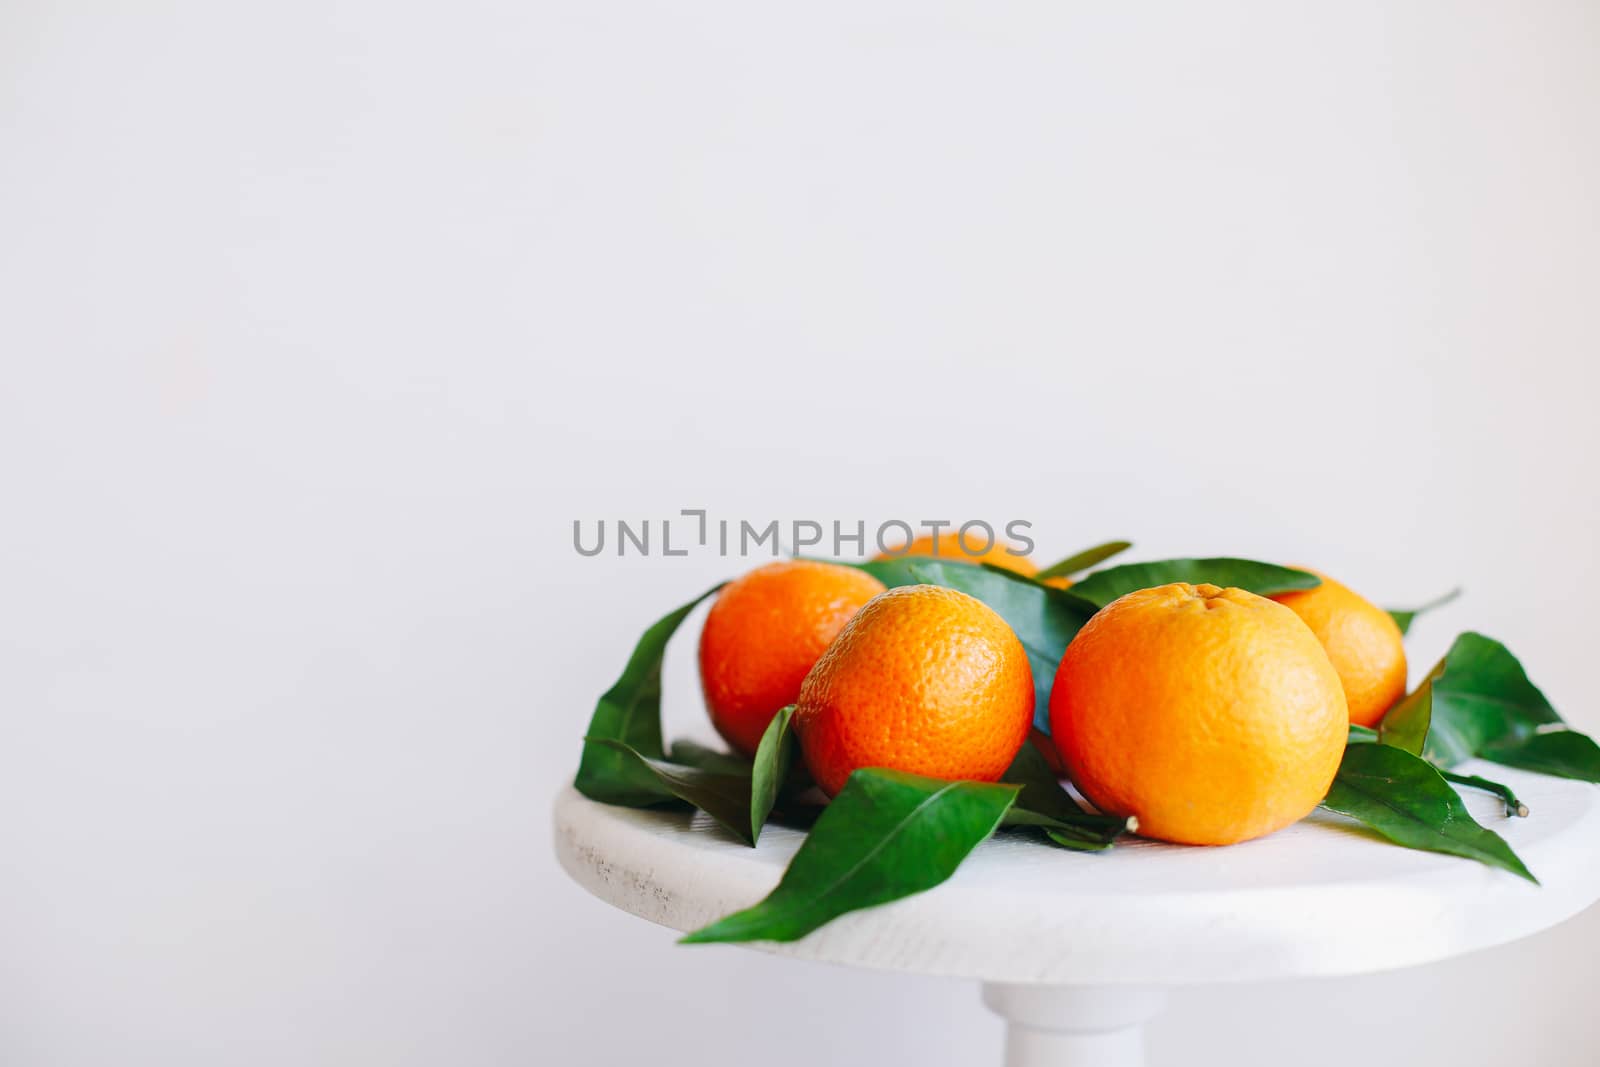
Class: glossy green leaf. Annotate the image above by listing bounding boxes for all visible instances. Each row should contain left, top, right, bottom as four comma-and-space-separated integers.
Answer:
1377, 683, 1431, 756
671, 736, 816, 792
583, 738, 756, 846
750, 705, 796, 843
1347, 724, 1379, 744
667, 740, 754, 776
1482, 730, 1600, 782
1386, 588, 1462, 636
853, 558, 1097, 734
1409, 632, 1599, 782
1035, 541, 1133, 581
858, 555, 1097, 608
1000, 740, 1093, 824
999, 741, 1129, 850
1068, 558, 1320, 608
575, 585, 723, 803
1321, 743, 1535, 883
681, 769, 1018, 944
1419, 633, 1559, 762
1044, 828, 1117, 852
767, 795, 827, 831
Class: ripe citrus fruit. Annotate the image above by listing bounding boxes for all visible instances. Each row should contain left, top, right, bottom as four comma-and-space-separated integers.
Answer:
1271, 570, 1407, 728
794, 584, 1034, 796
698, 560, 886, 757
876, 531, 1037, 575
1049, 583, 1347, 846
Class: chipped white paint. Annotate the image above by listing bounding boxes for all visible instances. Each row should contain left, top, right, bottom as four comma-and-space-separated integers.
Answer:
554, 764, 1600, 1065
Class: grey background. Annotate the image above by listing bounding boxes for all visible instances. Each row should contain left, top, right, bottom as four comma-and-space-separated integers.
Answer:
3, 1, 1597, 1063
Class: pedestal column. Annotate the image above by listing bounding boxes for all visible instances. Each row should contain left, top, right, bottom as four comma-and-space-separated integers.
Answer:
981, 983, 1169, 1067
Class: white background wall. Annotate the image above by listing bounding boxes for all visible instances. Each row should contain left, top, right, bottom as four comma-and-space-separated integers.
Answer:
3, 1, 1598, 1063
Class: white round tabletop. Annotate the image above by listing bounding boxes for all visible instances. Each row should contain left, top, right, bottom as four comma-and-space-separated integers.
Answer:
554, 762, 1600, 986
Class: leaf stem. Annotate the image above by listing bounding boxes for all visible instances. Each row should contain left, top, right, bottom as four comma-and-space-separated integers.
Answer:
1438, 769, 1530, 818
1407, 587, 1464, 616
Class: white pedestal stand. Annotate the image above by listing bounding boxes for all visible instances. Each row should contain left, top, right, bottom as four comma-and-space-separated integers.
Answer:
554, 762, 1600, 1067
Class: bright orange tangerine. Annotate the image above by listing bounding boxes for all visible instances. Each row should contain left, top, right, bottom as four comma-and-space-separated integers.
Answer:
1049, 583, 1347, 846
1271, 570, 1408, 728
698, 560, 885, 756
794, 584, 1034, 796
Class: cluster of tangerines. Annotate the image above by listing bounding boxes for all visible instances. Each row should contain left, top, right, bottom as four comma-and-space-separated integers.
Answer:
698, 534, 1406, 846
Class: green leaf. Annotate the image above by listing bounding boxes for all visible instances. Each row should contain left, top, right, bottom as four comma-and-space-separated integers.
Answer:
749, 705, 797, 843
1377, 683, 1431, 756
1320, 743, 1536, 883
1386, 588, 1461, 636
667, 740, 755, 776
1376, 631, 1598, 782
768, 795, 827, 831
575, 585, 723, 803
1482, 730, 1600, 782
1347, 724, 1379, 744
1034, 540, 1133, 581
1404, 632, 1600, 782
1068, 558, 1320, 608
1000, 740, 1092, 823
681, 769, 1019, 944
583, 738, 757, 846
852, 557, 1097, 734
1420, 633, 1560, 763
1044, 828, 1118, 852
858, 554, 1095, 606
999, 741, 1129, 850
